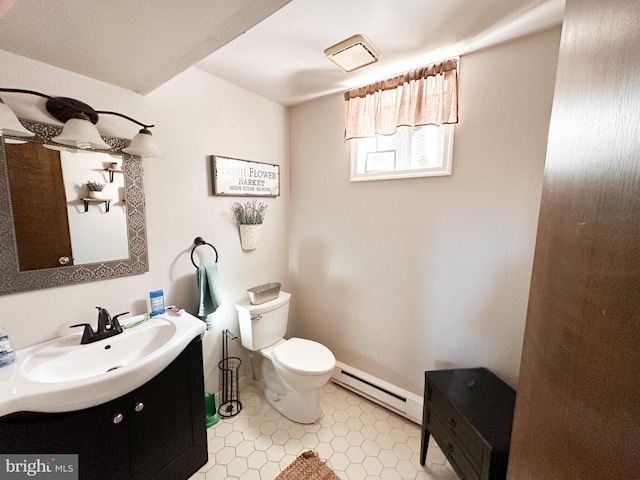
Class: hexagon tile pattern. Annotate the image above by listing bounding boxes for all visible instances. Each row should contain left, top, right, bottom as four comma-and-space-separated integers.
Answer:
189, 381, 459, 480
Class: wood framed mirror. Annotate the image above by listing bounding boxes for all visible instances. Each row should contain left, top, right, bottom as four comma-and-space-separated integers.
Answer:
0, 119, 148, 295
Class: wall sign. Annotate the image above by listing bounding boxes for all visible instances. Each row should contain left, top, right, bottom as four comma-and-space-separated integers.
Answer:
211, 155, 280, 197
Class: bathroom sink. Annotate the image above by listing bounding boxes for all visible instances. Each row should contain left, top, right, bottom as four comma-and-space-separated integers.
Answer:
0, 312, 205, 417
23, 320, 176, 383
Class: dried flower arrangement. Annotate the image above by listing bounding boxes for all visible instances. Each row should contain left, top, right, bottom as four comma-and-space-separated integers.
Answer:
232, 199, 268, 225
85, 181, 105, 192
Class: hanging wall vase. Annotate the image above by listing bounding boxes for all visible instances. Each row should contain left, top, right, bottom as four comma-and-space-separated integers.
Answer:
232, 200, 267, 251
239, 224, 261, 250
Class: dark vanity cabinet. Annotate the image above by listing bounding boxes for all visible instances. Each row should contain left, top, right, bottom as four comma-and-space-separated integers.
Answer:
420, 368, 516, 480
0, 337, 207, 480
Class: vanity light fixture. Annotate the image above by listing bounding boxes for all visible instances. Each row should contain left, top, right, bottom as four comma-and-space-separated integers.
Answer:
0, 97, 34, 138
122, 127, 161, 157
0, 88, 160, 157
324, 34, 381, 72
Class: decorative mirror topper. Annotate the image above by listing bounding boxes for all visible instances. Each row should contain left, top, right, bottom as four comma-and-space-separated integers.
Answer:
211, 155, 279, 197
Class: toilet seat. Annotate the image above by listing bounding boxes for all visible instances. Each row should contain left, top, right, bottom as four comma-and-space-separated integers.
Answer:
272, 338, 335, 376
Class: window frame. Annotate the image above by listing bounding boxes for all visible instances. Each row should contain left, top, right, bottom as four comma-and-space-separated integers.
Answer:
349, 124, 455, 182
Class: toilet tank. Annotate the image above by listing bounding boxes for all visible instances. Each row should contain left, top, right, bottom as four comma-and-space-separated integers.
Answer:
236, 291, 291, 351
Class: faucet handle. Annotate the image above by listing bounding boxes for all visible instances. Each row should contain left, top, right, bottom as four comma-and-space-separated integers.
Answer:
69, 323, 95, 344
111, 312, 130, 332
112, 312, 130, 322
70, 323, 93, 331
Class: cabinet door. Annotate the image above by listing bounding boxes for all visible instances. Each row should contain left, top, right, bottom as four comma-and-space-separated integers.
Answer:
127, 337, 207, 480
0, 397, 131, 480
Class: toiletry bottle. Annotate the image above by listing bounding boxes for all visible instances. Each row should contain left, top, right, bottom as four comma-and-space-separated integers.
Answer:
0, 326, 17, 368
150, 289, 165, 316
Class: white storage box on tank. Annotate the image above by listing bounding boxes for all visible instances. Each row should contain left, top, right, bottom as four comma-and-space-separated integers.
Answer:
236, 292, 291, 351
247, 282, 281, 305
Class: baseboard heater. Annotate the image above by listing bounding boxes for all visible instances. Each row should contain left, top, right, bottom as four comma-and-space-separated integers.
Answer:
331, 361, 423, 424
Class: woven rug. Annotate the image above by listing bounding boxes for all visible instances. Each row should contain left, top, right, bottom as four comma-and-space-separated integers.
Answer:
275, 450, 341, 480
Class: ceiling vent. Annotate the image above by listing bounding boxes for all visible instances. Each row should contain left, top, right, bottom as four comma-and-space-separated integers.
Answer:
324, 34, 380, 72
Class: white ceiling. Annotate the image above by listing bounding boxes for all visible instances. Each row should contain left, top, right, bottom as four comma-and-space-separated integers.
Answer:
0, 0, 564, 107
0, 0, 291, 94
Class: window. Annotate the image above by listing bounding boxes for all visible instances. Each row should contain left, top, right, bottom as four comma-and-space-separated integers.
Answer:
350, 124, 454, 182
343, 58, 458, 182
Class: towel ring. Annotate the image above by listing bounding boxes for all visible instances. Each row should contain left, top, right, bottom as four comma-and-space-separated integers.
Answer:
191, 237, 218, 268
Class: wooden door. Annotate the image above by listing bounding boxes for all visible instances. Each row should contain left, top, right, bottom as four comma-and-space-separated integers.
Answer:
5, 142, 74, 270
507, 0, 640, 478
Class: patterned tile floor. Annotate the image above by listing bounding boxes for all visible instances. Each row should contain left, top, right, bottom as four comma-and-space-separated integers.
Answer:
189, 381, 459, 480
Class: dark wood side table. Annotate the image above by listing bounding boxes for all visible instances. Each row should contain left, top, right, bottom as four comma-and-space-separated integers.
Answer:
420, 368, 516, 480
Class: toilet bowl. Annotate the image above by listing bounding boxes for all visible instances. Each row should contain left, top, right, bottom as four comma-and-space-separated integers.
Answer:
236, 292, 336, 424
260, 337, 335, 423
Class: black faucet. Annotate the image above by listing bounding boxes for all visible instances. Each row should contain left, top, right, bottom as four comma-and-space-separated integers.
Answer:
70, 307, 129, 344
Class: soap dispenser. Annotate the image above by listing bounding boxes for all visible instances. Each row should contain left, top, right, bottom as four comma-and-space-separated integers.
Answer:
0, 325, 16, 368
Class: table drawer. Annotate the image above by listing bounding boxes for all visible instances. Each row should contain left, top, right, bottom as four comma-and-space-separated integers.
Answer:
428, 383, 485, 469
429, 411, 480, 480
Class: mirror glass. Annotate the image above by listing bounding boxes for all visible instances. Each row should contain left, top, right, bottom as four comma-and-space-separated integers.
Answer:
0, 119, 148, 295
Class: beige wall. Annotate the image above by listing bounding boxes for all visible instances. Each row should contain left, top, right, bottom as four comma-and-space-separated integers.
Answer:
288, 27, 562, 394
0, 50, 290, 393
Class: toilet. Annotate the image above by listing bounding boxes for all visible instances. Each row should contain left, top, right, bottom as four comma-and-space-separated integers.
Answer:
236, 291, 336, 424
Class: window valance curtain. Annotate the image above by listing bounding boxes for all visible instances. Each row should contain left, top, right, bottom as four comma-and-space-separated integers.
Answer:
344, 58, 459, 141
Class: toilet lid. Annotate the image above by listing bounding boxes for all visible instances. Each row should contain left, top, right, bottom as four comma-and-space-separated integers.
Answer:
273, 338, 336, 376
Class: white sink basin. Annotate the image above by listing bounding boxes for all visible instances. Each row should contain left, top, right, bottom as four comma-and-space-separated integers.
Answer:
23, 320, 176, 383
0, 312, 205, 417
